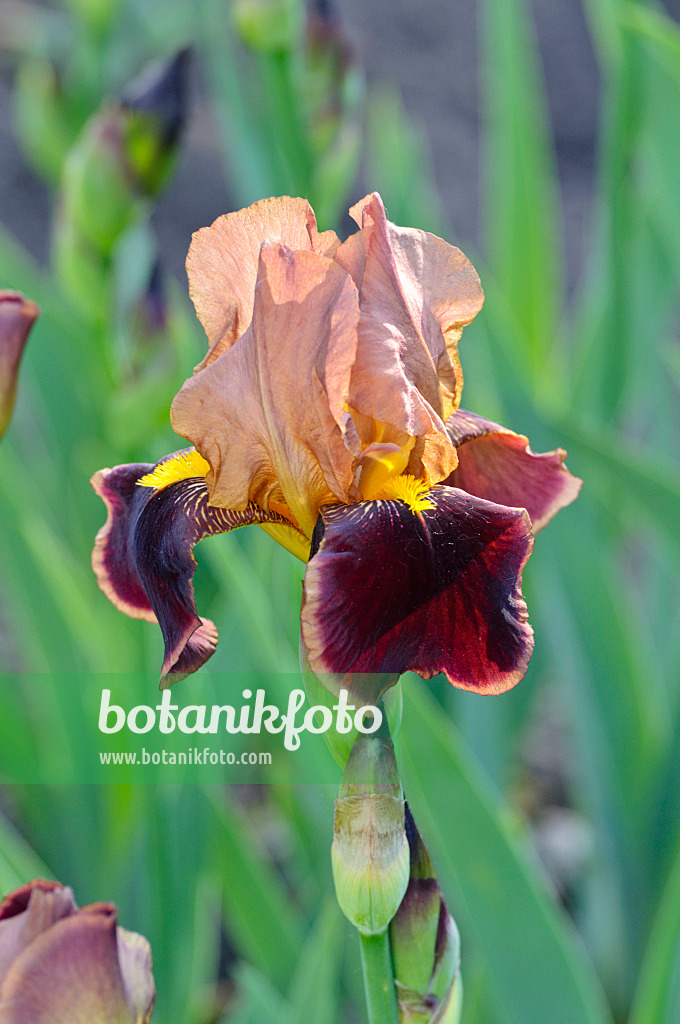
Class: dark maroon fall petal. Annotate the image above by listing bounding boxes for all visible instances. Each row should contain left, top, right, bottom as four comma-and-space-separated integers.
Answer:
91, 455, 293, 687
301, 485, 534, 696
91, 463, 158, 622
445, 409, 582, 532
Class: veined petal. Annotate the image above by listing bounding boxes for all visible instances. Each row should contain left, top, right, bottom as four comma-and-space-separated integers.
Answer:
334, 193, 482, 482
91, 454, 294, 687
172, 242, 361, 538
0, 903, 153, 1024
0, 292, 39, 439
187, 196, 340, 368
301, 485, 534, 694
445, 409, 582, 531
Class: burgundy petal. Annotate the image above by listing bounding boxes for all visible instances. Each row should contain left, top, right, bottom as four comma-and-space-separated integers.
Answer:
301, 485, 534, 695
91, 464, 158, 623
91, 454, 293, 687
445, 409, 582, 532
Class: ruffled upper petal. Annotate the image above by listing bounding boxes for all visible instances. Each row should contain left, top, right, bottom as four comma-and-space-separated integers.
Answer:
186, 195, 340, 368
333, 193, 483, 483
301, 485, 534, 699
91, 453, 295, 686
445, 409, 582, 531
172, 242, 361, 538
0, 291, 40, 439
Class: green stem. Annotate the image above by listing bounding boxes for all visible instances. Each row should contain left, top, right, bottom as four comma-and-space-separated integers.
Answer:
359, 931, 400, 1024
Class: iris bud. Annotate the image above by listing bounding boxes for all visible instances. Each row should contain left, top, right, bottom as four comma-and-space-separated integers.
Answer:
119, 47, 191, 197
390, 806, 462, 1023
332, 724, 410, 935
54, 49, 190, 318
0, 291, 39, 439
0, 878, 155, 1023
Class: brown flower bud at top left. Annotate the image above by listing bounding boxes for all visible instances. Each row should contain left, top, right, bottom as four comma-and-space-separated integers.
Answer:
0, 291, 39, 440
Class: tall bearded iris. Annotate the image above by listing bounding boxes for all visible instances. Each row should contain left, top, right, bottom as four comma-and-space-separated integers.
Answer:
91, 193, 580, 693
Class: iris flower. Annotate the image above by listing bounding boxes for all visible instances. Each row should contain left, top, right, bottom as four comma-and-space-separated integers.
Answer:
91, 193, 580, 693
0, 879, 154, 1023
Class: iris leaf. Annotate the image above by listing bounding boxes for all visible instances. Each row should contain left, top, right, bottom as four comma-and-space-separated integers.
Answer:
629, 838, 680, 1024
206, 787, 304, 991
401, 678, 613, 1024
0, 811, 53, 894
286, 900, 343, 1024
365, 86, 449, 237
480, 0, 563, 380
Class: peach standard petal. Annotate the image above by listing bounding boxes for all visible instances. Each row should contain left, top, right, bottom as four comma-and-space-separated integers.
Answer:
334, 193, 483, 482
173, 242, 360, 538
186, 196, 340, 368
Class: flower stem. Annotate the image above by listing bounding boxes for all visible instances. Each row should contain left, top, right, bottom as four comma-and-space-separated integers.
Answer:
359, 931, 400, 1024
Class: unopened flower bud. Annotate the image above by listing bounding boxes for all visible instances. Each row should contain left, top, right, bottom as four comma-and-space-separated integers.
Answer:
64, 0, 118, 36
0, 291, 39, 439
390, 806, 462, 1023
306, 0, 357, 120
120, 47, 191, 196
0, 878, 155, 1022
332, 725, 409, 935
58, 49, 190, 257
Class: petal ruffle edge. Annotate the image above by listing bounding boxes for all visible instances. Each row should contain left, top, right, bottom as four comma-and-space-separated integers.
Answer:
186, 195, 340, 367
445, 409, 582, 531
91, 455, 294, 687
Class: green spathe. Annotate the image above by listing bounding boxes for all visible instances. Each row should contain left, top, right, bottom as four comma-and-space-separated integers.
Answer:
302, 651, 403, 768
331, 727, 409, 935
390, 807, 462, 1023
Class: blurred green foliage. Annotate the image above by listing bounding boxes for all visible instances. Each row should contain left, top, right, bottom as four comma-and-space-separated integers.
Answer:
0, 0, 679, 1022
